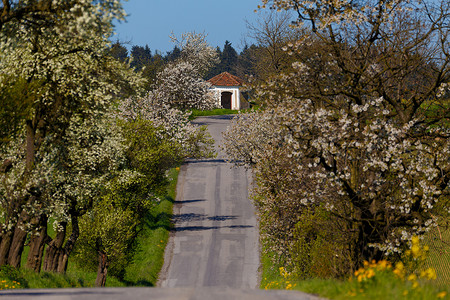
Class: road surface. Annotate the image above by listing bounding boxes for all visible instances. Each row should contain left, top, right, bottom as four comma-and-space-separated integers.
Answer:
159, 115, 259, 288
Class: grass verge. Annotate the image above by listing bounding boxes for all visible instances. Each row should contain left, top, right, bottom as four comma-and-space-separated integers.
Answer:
260, 250, 450, 299
123, 167, 178, 286
290, 276, 449, 300
0, 264, 125, 289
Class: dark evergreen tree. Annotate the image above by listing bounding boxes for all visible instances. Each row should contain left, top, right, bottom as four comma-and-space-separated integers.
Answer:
109, 40, 128, 63
205, 41, 239, 79
130, 45, 152, 71
220, 40, 238, 73
235, 44, 258, 78
142, 52, 165, 90
165, 45, 182, 62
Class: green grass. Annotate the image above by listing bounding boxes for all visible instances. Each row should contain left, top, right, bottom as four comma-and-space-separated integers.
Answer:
123, 167, 178, 286
260, 250, 283, 289
260, 249, 450, 299
0, 264, 125, 289
290, 276, 449, 300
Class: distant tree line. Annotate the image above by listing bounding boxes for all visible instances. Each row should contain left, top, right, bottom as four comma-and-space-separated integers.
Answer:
109, 25, 300, 88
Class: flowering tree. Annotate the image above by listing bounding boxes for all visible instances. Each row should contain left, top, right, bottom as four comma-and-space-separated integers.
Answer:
224, 0, 450, 277
118, 92, 215, 160
40, 113, 129, 275
146, 32, 220, 111
170, 31, 220, 77
153, 61, 217, 110
0, 0, 143, 273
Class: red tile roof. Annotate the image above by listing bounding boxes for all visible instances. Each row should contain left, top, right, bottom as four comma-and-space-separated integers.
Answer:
207, 72, 244, 87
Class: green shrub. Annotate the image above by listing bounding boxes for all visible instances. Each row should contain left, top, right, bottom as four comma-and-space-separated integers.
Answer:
291, 206, 354, 279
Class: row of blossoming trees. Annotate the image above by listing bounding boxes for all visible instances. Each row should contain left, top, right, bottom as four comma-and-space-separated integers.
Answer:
0, 0, 218, 286
224, 0, 449, 278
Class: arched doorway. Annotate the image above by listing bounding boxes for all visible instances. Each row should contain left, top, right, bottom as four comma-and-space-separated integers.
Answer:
221, 92, 232, 109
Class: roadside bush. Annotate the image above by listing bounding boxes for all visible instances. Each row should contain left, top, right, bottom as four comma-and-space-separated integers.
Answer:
291, 206, 354, 279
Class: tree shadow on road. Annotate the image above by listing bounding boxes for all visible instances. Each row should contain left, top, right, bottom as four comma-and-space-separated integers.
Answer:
173, 199, 206, 205
183, 158, 229, 164
172, 225, 254, 232
170, 212, 254, 232
172, 213, 238, 223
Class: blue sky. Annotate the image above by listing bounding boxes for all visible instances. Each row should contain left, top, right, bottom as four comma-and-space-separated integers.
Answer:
113, 0, 262, 54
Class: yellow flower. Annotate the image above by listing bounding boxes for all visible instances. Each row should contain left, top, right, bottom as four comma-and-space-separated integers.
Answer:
407, 274, 417, 282
420, 268, 437, 280
411, 236, 420, 245
437, 291, 447, 299
393, 262, 405, 279
354, 268, 364, 276
376, 260, 390, 270
411, 245, 420, 258
366, 268, 375, 279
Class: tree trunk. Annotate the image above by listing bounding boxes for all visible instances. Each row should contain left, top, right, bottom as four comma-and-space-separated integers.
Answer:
0, 195, 30, 266
26, 214, 48, 272
0, 231, 13, 266
42, 222, 66, 272
25, 120, 35, 171
356, 215, 383, 267
7, 211, 29, 268
57, 214, 79, 273
95, 251, 108, 287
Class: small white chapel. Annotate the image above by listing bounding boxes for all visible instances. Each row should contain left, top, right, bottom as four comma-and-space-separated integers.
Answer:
207, 72, 249, 110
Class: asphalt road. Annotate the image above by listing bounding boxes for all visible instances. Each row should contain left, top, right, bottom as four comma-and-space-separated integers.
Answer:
159, 115, 259, 288
0, 287, 322, 299
2, 115, 321, 300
